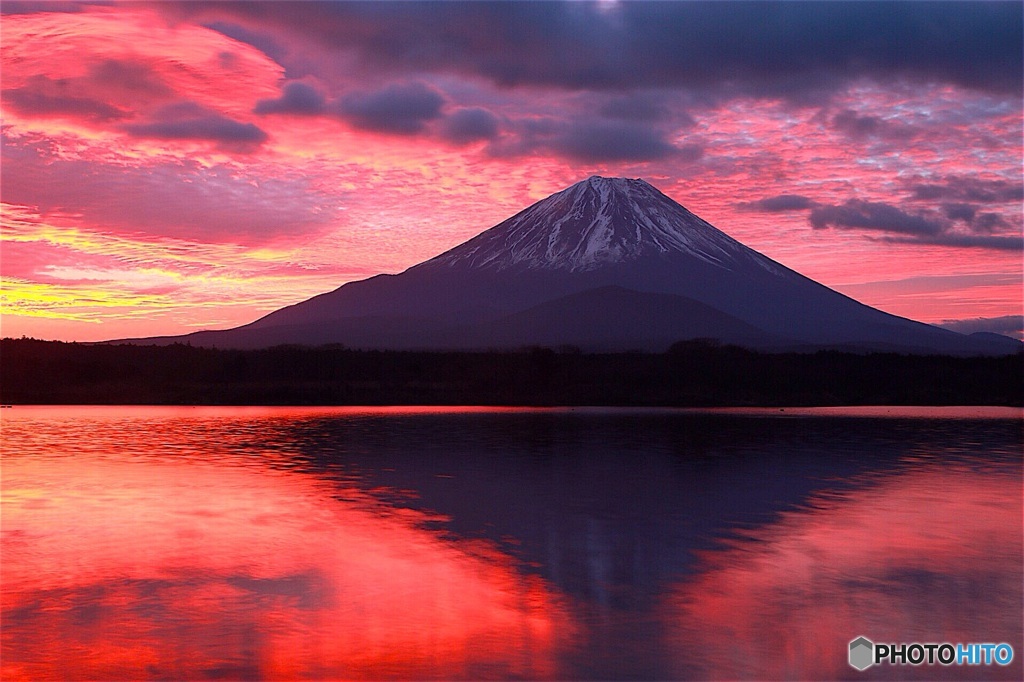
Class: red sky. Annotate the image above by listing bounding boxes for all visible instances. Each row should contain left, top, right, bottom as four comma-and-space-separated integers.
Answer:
2, 1, 1021, 342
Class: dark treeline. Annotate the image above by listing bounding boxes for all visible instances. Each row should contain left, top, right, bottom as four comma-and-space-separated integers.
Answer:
1, 337, 1021, 406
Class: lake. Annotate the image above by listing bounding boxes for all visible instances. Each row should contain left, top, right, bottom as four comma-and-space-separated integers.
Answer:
2, 406, 1021, 680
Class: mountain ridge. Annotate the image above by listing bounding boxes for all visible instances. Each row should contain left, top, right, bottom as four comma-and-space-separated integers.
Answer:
420, 176, 786, 275
116, 177, 1019, 355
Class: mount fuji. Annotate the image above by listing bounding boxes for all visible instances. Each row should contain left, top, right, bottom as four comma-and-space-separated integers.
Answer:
134, 176, 1016, 354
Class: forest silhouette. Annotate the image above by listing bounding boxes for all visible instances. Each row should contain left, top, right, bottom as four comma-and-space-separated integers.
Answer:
2, 338, 1019, 406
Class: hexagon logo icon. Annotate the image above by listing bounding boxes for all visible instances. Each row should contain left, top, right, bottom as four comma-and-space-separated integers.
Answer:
849, 636, 874, 671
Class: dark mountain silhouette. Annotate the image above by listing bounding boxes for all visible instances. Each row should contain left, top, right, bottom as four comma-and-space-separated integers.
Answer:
126, 176, 1018, 354
459, 286, 784, 351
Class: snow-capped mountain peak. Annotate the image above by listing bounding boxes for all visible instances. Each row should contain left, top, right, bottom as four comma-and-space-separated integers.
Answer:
130, 176, 1014, 355
424, 175, 776, 273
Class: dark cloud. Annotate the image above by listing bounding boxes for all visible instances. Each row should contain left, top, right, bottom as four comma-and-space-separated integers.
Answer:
832, 110, 883, 138
204, 20, 292, 71
1, 133, 333, 243
181, 1, 1023, 101
550, 120, 681, 162
810, 198, 1021, 250
440, 107, 500, 144
673, 143, 705, 164
911, 176, 1024, 203
938, 203, 1011, 233
88, 59, 174, 99
831, 109, 917, 141
484, 113, 696, 163
258, 78, 695, 162
484, 117, 556, 158
3, 80, 127, 122
254, 81, 326, 115
738, 194, 817, 212
123, 102, 267, 150
971, 212, 1010, 233
598, 93, 676, 123
2, 60, 173, 123
937, 315, 1024, 338
4, 59, 264, 150
336, 82, 445, 134
810, 200, 944, 236
909, 177, 1021, 237
249, 73, 696, 161
941, 203, 977, 223
0, 1, 105, 14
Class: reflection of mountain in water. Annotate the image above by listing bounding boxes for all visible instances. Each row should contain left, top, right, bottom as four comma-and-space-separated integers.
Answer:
286, 412, 1019, 593
3, 408, 1019, 680
283, 411, 1021, 679
665, 466, 1023, 680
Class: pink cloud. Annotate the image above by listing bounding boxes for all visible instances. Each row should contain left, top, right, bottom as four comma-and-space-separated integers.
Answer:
1, 4, 1020, 342
1, 132, 337, 243
122, 101, 268, 151
2, 7, 282, 125
2, 58, 175, 125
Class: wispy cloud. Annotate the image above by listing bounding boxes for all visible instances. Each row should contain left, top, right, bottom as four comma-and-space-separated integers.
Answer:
1, 133, 334, 242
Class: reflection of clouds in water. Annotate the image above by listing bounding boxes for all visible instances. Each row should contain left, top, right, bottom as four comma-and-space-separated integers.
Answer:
1, 455, 573, 680
663, 467, 1023, 680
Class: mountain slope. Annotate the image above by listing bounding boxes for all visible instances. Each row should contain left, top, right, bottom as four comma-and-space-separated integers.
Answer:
423, 176, 782, 274
127, 176, 1017, 355
460, 286, 787, 351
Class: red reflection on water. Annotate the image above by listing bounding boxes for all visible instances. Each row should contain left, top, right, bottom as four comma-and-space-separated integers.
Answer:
663, 467, 1023, 680
2, 452, 573, 680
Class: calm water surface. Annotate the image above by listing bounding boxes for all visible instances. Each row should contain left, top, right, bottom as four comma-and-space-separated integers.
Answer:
2, 406, 1021, 680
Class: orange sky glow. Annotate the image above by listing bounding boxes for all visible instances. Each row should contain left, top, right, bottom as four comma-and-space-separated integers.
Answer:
1, 2, 1021, 341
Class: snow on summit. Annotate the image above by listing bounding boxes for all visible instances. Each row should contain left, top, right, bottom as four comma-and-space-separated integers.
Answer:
426, 176, 779, 273
122, 176, 1016, 355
